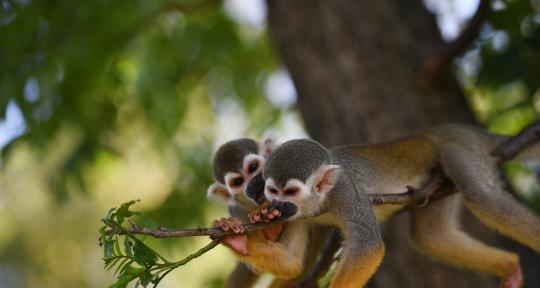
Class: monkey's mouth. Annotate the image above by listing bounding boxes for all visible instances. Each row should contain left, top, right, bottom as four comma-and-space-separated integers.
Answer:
270, 200, 298, 219
246, 173, 267, 204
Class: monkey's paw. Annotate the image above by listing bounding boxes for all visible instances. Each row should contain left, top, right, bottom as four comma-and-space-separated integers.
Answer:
500, 266, 523, 288
212, 217, 248, 255
213, 217, 246, 234
249, 202, 282, 224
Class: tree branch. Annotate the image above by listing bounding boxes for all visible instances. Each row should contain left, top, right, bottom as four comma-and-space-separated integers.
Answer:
492, 121, 540, 165
422, 0, 491, 80
105, 219, 286, 238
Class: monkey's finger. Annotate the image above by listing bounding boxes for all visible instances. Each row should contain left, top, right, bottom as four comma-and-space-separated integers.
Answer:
220, 223, 230, 231
213, 219, 225, 229
272, 209, 281, 216
254, 213, 261, 221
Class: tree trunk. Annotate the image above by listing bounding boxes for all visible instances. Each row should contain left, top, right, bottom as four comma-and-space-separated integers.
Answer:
266, 0, 539, 287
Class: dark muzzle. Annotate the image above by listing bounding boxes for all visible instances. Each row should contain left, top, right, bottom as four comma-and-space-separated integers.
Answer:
246, 173, 267, 204
270, 200, 298, 219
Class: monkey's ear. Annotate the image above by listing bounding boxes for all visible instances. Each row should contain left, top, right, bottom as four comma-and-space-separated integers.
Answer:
207, 182, 231, 203
314, 165, 342, 194
259, 134, 276, 157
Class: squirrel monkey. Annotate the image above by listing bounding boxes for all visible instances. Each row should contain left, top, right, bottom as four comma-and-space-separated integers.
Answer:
248, 124, 540, 288
206, 137, 277, 287
207, 137, 331, 286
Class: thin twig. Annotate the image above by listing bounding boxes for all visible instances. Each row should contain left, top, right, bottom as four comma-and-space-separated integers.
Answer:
105, 219, 286, 238
421, 0, 491, 81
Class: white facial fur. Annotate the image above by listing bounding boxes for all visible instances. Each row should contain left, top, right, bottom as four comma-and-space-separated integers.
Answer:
218, 153, 265, 206
206, 182, 230, 203
264, 167, 338, 220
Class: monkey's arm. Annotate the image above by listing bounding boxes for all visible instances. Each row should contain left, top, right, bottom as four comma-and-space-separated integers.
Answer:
328, 178, 385, 288
234, 222, 309, 279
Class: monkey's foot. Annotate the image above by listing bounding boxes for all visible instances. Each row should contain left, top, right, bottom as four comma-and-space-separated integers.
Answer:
212, 217, 248, 255
500, 266, 523, 288
249, 202, 281, 224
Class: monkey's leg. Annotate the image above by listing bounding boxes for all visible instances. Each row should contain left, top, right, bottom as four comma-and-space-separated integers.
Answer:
410, 193, 522, 287
439, 149, 540, 253
236, 222, 309, 279
224, 263, 259, 288
267, 225, 336, 288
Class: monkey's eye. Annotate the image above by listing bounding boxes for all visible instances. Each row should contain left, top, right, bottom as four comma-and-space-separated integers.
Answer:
230, 177, 244, 187
267, 187, 278, 194
284, 188, 299, 196
248, 162, 259, 174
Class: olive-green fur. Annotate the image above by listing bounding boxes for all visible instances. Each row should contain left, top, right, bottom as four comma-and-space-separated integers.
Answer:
213, 138, 259, 184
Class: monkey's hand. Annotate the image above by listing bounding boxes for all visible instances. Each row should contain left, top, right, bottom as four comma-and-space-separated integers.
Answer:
249, 202, 282, 224
249, 203, 284, 241
213, 217, 248, 255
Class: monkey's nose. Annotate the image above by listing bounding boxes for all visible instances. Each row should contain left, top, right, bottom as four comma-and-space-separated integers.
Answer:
246, 173, 266, 204
271, 200, 298, 218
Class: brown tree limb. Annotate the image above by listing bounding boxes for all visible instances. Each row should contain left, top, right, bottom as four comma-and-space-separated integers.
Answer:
369, 167, 447, 207
422, 0, 491, 80
492, 121, 540, 165
104, 219, 286, 238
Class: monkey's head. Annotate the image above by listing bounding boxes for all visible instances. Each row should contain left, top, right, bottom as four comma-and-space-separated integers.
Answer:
259, 139, 342, 220
207, 137, 275, 207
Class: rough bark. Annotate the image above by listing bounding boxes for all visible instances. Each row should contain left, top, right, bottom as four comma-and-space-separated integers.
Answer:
266, 0, 539, 287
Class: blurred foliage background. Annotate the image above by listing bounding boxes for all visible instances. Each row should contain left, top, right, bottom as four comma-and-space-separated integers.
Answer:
0, 0, 539, 287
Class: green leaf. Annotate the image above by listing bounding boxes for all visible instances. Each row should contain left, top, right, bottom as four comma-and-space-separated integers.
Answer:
133, 240, 158, 267
105, 257, 122, 271
115, 200, 140, 225
104, 208, 117, 222
114, 238, 122, 256
104, 239, 115, 258
132, 211, 157, 228
139, 270, 153, 287
124, 237, 133, 257
114, 258, 132, 276
110, 265, 145, 288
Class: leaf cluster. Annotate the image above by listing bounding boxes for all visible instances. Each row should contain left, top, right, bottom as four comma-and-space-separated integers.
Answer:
99, 200, 217, 288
